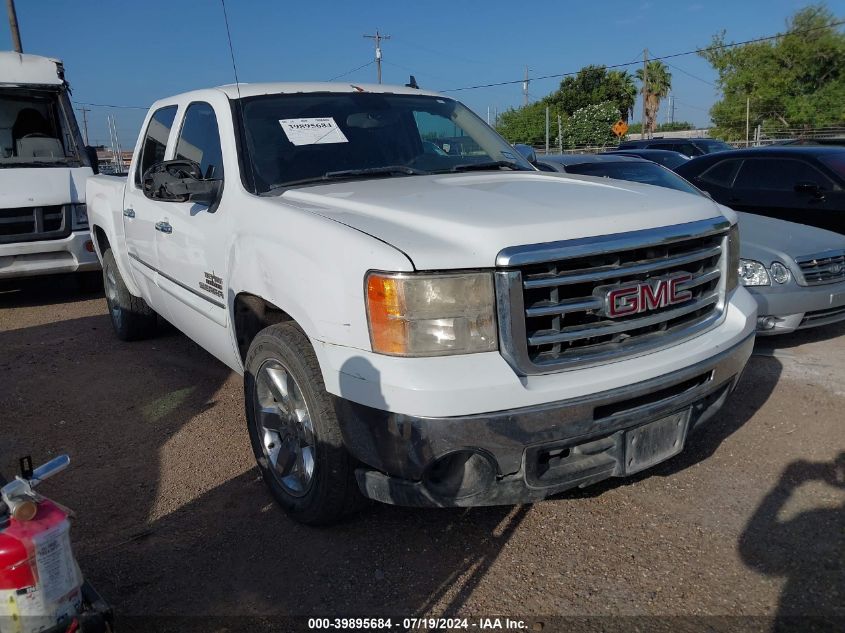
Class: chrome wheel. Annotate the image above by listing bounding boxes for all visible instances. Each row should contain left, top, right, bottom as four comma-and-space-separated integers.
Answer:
254, 359, 316, 497
104, 264, 122, 329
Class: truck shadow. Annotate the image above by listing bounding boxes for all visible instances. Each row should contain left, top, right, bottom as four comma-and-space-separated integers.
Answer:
0, 273, 102, 308
1, 308, 529, 622
738, 454, 845, 632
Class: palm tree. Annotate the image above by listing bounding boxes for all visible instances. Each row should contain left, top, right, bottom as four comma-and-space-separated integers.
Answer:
635, 61, 672, 136
606, 70, 638, 122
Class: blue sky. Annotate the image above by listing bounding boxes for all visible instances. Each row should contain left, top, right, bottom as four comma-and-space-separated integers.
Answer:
1, 0, 831, 146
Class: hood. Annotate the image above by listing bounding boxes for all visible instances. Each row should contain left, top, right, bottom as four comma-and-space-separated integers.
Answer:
0, 166, 91, 207
280, 172, 727, 269
736, 211, 845, 266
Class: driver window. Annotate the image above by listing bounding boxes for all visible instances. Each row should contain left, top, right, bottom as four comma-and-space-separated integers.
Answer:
175, 102, 224, 180
412, 110, 480, 157
135, 106, 177, 186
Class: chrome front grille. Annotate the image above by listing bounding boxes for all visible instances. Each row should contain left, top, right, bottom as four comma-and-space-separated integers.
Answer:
495, 218, 731, 374
0, 205, 70, 244
796, 250, 845, 286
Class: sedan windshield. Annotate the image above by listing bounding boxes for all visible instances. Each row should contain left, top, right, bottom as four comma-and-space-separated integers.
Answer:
0, 87, 82, 167
237, 92, 533, 193
563, 161, 704, 196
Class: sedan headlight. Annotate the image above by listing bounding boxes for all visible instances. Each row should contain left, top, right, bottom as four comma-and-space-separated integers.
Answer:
770, 261, 791, 284
70, 203, 88, 230
738, 259, 771, 286
366, 271, 498, 356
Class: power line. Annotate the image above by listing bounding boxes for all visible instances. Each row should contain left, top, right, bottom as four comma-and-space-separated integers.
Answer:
328, 60, 375, 82
72, 101, 148, 110
441, 18, 845, 92
663, 61, 716, 87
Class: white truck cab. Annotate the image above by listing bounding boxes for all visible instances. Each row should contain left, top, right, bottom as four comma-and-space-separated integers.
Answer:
86, 82, 757, 524
0, 52, 98, 281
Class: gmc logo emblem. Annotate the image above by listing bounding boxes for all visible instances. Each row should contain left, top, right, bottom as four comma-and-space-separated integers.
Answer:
601, 273, 693, 318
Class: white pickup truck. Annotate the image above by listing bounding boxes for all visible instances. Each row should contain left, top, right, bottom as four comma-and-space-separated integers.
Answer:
87, 82, 757, 524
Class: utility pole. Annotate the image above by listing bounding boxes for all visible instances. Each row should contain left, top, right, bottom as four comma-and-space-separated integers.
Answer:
77, 106, 90, 145
363, 30, 390, 84
545, 106, 549, 154
641, 48, 648, 139
558, 114, 562, 153
745, 96, 750, 147
5, 0, 22, 53
523, 66, 529, 106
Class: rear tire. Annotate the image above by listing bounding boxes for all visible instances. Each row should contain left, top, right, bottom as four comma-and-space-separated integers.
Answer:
101, 248, 157, 341
245, 321, 363, 525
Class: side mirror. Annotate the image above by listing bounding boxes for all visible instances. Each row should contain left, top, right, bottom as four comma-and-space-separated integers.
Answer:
143, 159, 222, 208
85, 146, 99, 174
794, 181, 823, 197
514, 144, 537, 164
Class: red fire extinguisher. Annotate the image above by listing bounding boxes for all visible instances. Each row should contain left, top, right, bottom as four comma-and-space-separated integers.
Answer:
0, 456, 112, 633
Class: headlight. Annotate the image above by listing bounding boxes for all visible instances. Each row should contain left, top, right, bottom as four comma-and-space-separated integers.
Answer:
726, 223, 740, 292
738, 259, 771, 286
366, 271, 498, 356
71, 204, 88, 230
770, 261, 791, 284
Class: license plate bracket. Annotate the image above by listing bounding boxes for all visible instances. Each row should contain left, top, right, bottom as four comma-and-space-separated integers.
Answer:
624, 410, 690, 474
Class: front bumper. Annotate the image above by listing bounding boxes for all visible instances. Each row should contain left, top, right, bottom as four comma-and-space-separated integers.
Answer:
0, 230, 100, 279
338, 333, 754, 507
748, 282, 845, 335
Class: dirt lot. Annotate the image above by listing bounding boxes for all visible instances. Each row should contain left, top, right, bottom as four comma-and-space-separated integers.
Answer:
1, 276, 843, 631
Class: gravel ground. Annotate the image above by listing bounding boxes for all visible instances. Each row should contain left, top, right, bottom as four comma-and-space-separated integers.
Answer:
1, 276, 843, 631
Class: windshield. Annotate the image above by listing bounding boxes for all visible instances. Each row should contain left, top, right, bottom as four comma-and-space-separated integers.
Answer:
0, 87, 83, 167
237, 92, 533, 193
563, 161, 704, 196
699, 140, 732, 154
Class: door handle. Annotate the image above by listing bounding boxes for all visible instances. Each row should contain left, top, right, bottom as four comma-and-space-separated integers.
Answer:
123, 208, 135, 218
155, 221, 173, 234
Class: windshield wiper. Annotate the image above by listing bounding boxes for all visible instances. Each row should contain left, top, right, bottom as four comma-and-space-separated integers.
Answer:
264, 165, 430, 194
324, 165, 429, 178
446, 160, 522, 173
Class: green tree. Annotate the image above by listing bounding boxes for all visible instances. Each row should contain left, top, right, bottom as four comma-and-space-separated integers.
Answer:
495, 101, 559, 145
700, 4, 845, 140
560, 102, 619, 149
548, 65, 637, 121
495, 65, 637, 144
635, 60, 672, 136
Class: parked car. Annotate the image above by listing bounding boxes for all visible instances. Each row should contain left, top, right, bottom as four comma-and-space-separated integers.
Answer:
617, 137, 732, 156
539, 153, 845, 334
675, 147, 845, 236
602, 148, 691, 170
87, 82, 755, 524
0, 52, 100, 283
536, 153, 702, 193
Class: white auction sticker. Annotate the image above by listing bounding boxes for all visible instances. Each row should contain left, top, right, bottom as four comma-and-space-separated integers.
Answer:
33, 523, 78, 604
279, 117, 348, 146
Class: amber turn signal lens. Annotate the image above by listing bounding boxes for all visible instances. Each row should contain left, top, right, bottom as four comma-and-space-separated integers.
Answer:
366, 274, 407, 354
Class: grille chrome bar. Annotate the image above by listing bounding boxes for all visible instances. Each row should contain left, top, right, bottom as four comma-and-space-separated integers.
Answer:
523, 244, 722, 289
796, 250, 845, 286
495, 217, 731, 375
528, 293, 720, 346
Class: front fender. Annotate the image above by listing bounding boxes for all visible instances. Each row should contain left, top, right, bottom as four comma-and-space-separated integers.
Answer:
225, 206, 413, 374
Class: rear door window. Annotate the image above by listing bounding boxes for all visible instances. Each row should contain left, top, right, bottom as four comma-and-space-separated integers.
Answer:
135, 105, 177, 185
733, 158, 834, 191
697, 159, 743, 187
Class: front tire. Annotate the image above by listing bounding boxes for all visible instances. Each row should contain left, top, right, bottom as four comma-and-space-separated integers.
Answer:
101, 248, 157, 341
244, 322, 362, 525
